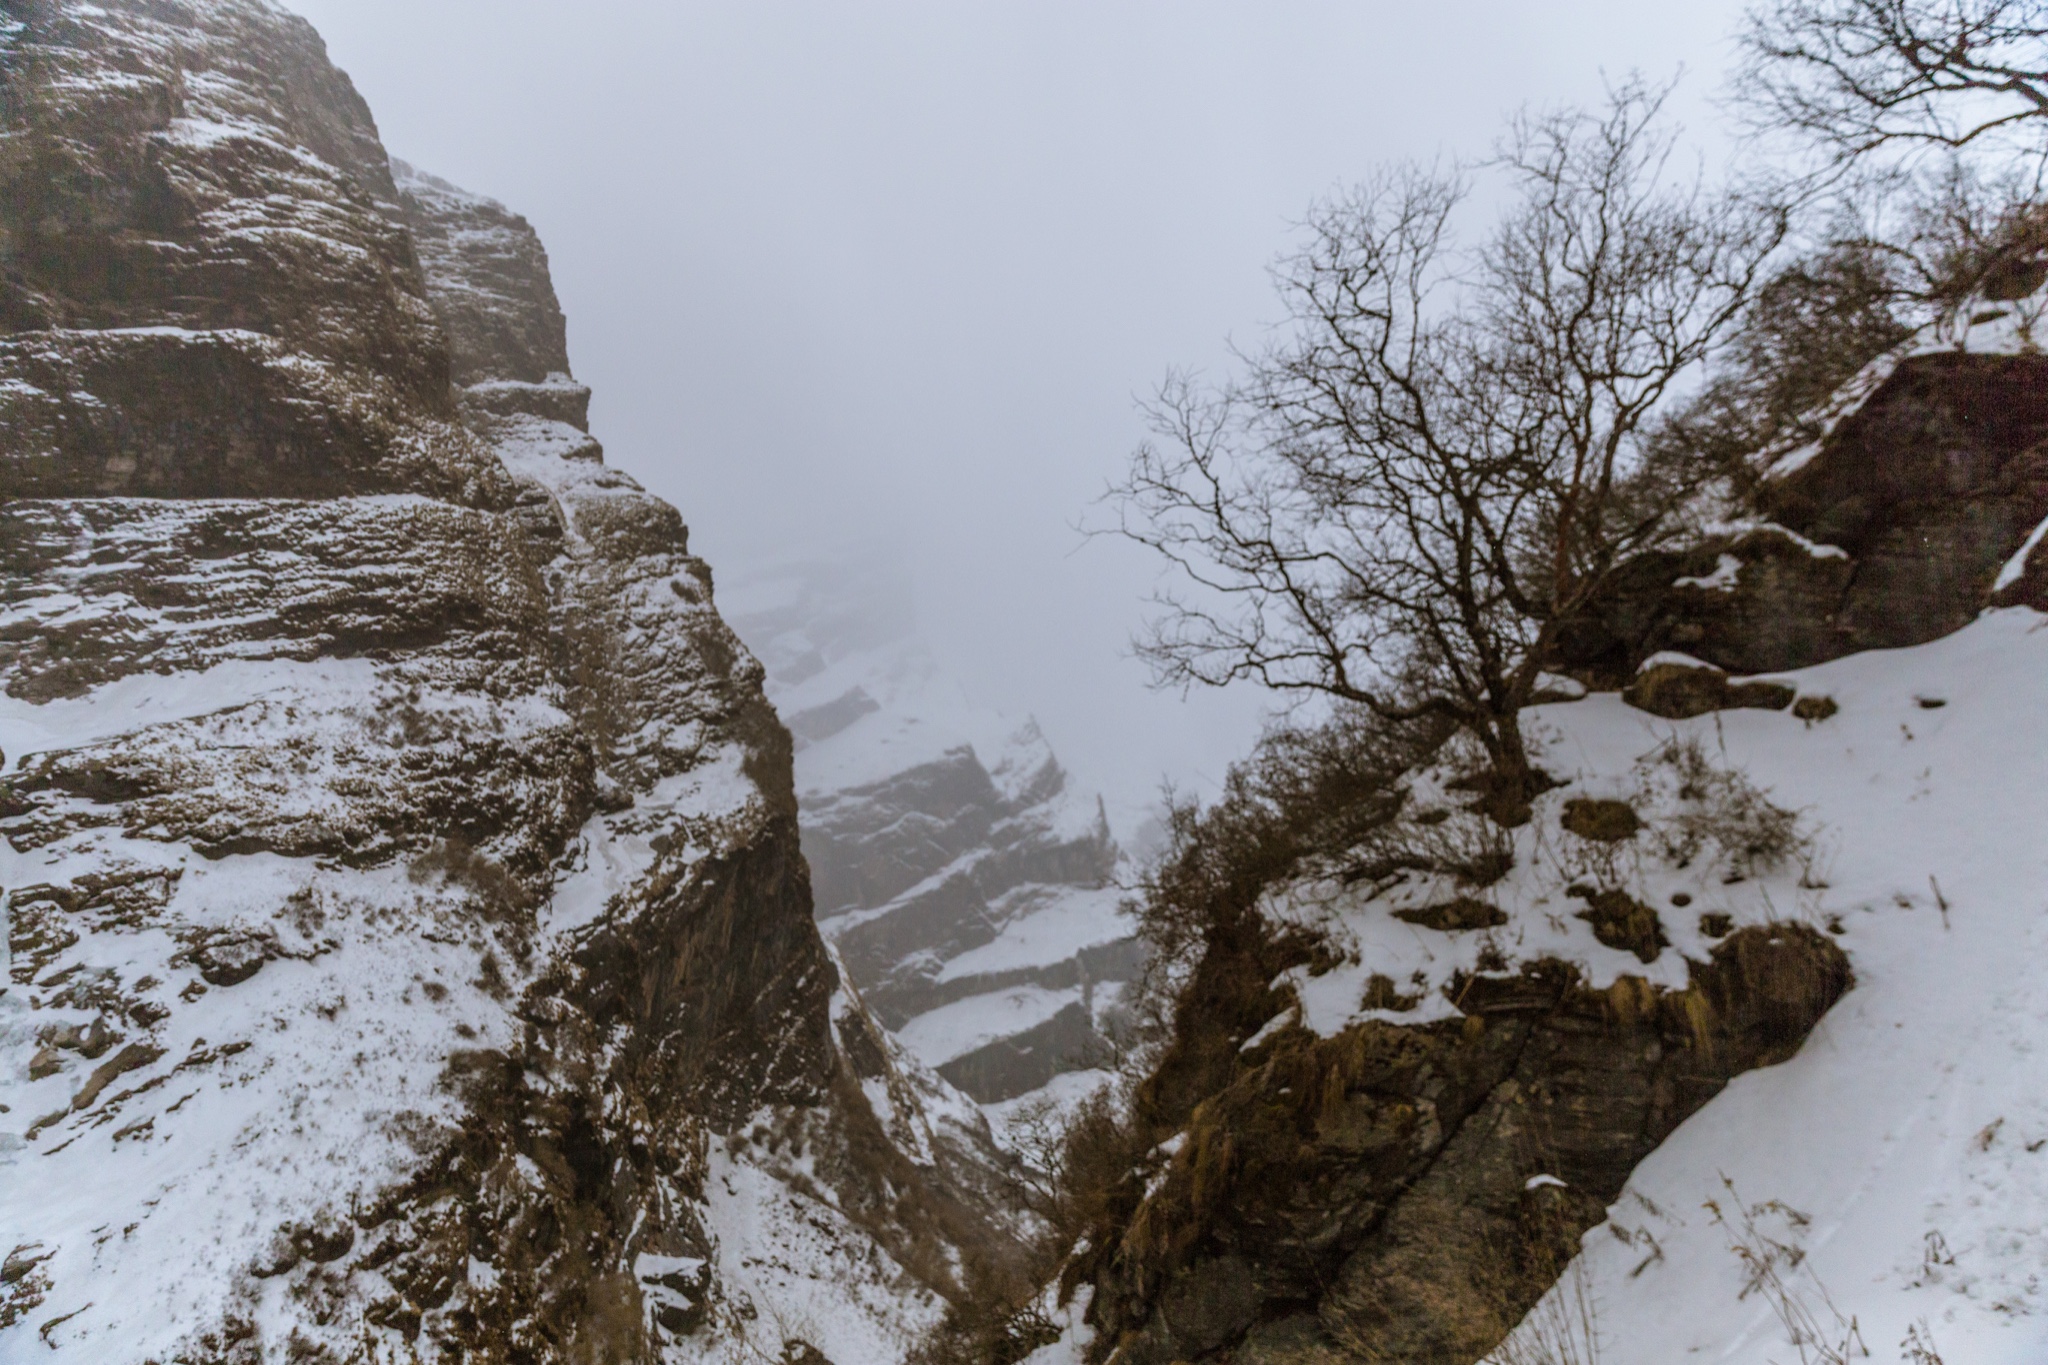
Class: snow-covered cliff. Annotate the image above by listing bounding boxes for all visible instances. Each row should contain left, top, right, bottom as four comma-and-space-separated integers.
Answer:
0, 4, 1020, 1360
1020, 292, 2048, 1365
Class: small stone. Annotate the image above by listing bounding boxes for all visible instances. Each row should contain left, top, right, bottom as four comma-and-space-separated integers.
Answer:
1792, 695, 1839, 723
28, 1047, 62, 1081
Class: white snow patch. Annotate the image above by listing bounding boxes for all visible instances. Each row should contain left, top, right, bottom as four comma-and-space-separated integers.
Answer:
1993, 511, 2048, 593
937, 886, 1131, 982
1672, 553, 1743, 592
896, 986, 1080, 1070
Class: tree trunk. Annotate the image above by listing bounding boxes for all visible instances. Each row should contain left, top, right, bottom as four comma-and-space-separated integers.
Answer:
1476, 709, 1545, 827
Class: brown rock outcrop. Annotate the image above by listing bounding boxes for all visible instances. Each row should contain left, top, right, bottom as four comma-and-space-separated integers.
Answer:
1556, 349, 2048, 684
1078, 926, 1850, 1365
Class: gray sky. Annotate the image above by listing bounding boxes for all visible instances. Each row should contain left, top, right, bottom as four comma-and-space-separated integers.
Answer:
285, 0, 1751, 822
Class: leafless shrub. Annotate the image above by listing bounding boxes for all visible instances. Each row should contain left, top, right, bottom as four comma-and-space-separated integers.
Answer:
1346, 794, 1520, 891
1641, 735, 1810, 880
1132, 705, 1443, 977
1899, 1318, 1946, 1365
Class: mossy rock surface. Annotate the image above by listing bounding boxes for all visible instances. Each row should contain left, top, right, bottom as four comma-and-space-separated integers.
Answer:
1560, 798, 1641, 842
1570, 887, 1668, 963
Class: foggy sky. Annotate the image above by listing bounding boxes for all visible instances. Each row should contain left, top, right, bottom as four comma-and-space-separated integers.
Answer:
283, 0, 1752, 825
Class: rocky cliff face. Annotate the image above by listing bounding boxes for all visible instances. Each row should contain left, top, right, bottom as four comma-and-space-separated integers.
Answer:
1024, 308, 2048, 1365
0, 3, 1019, 1360
1558, 309, 2048, 686
726, 560, 1138, 1111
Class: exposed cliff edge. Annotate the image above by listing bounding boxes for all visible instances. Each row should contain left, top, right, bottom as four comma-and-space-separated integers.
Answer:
0, 3, 1022, 1360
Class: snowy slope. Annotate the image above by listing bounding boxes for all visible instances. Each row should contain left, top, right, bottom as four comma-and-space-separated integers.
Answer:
1497, 610, 2048, 1365
1024, 610, 2048, 1365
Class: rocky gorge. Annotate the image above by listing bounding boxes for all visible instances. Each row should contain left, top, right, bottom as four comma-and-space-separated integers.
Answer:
9, 2, 2048, 1364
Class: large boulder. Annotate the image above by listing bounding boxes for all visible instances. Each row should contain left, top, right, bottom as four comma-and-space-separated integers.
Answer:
1557, 350, 2048, 683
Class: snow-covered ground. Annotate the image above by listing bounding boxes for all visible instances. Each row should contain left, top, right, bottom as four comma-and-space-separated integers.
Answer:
1301, 609, 2048, 1363
1512, 609, 2048, 1364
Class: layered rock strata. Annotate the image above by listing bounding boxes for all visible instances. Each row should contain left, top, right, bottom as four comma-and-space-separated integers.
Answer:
727, 561, 1138, 1108
0, 3, 1019, 1360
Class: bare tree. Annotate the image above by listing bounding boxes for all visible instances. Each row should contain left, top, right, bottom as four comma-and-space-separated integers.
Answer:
1737, 0, 2048, 166
1111, 84, 1783, 823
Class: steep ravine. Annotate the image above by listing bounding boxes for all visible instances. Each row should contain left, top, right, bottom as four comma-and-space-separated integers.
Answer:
0, 3, 1022, 1361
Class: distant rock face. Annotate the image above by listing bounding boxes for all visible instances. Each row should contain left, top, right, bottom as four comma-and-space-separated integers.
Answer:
727, 559, 1138, 1107
1557, 348, 2048, 685
0, 3, 1018, 1361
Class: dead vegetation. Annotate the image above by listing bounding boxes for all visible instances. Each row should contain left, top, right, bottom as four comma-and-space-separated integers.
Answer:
1481, 1261, 1604, 1365
1642, 734, 1810, 880
407, 835, 537, 924
1707, 1178, 1870, 1365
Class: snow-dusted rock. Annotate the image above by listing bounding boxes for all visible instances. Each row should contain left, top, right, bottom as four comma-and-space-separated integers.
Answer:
1558, 346, 2048, 684
0, 4, 1021, 1360
727, 558, 1138, 1110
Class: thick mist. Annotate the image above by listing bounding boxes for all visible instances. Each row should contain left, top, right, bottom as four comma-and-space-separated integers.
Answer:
283, 0, 1749, 826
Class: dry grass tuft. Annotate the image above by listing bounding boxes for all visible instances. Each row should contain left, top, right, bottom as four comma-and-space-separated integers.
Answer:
1707, 1177, 1868, 1365
1642, 735, 1809, 879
